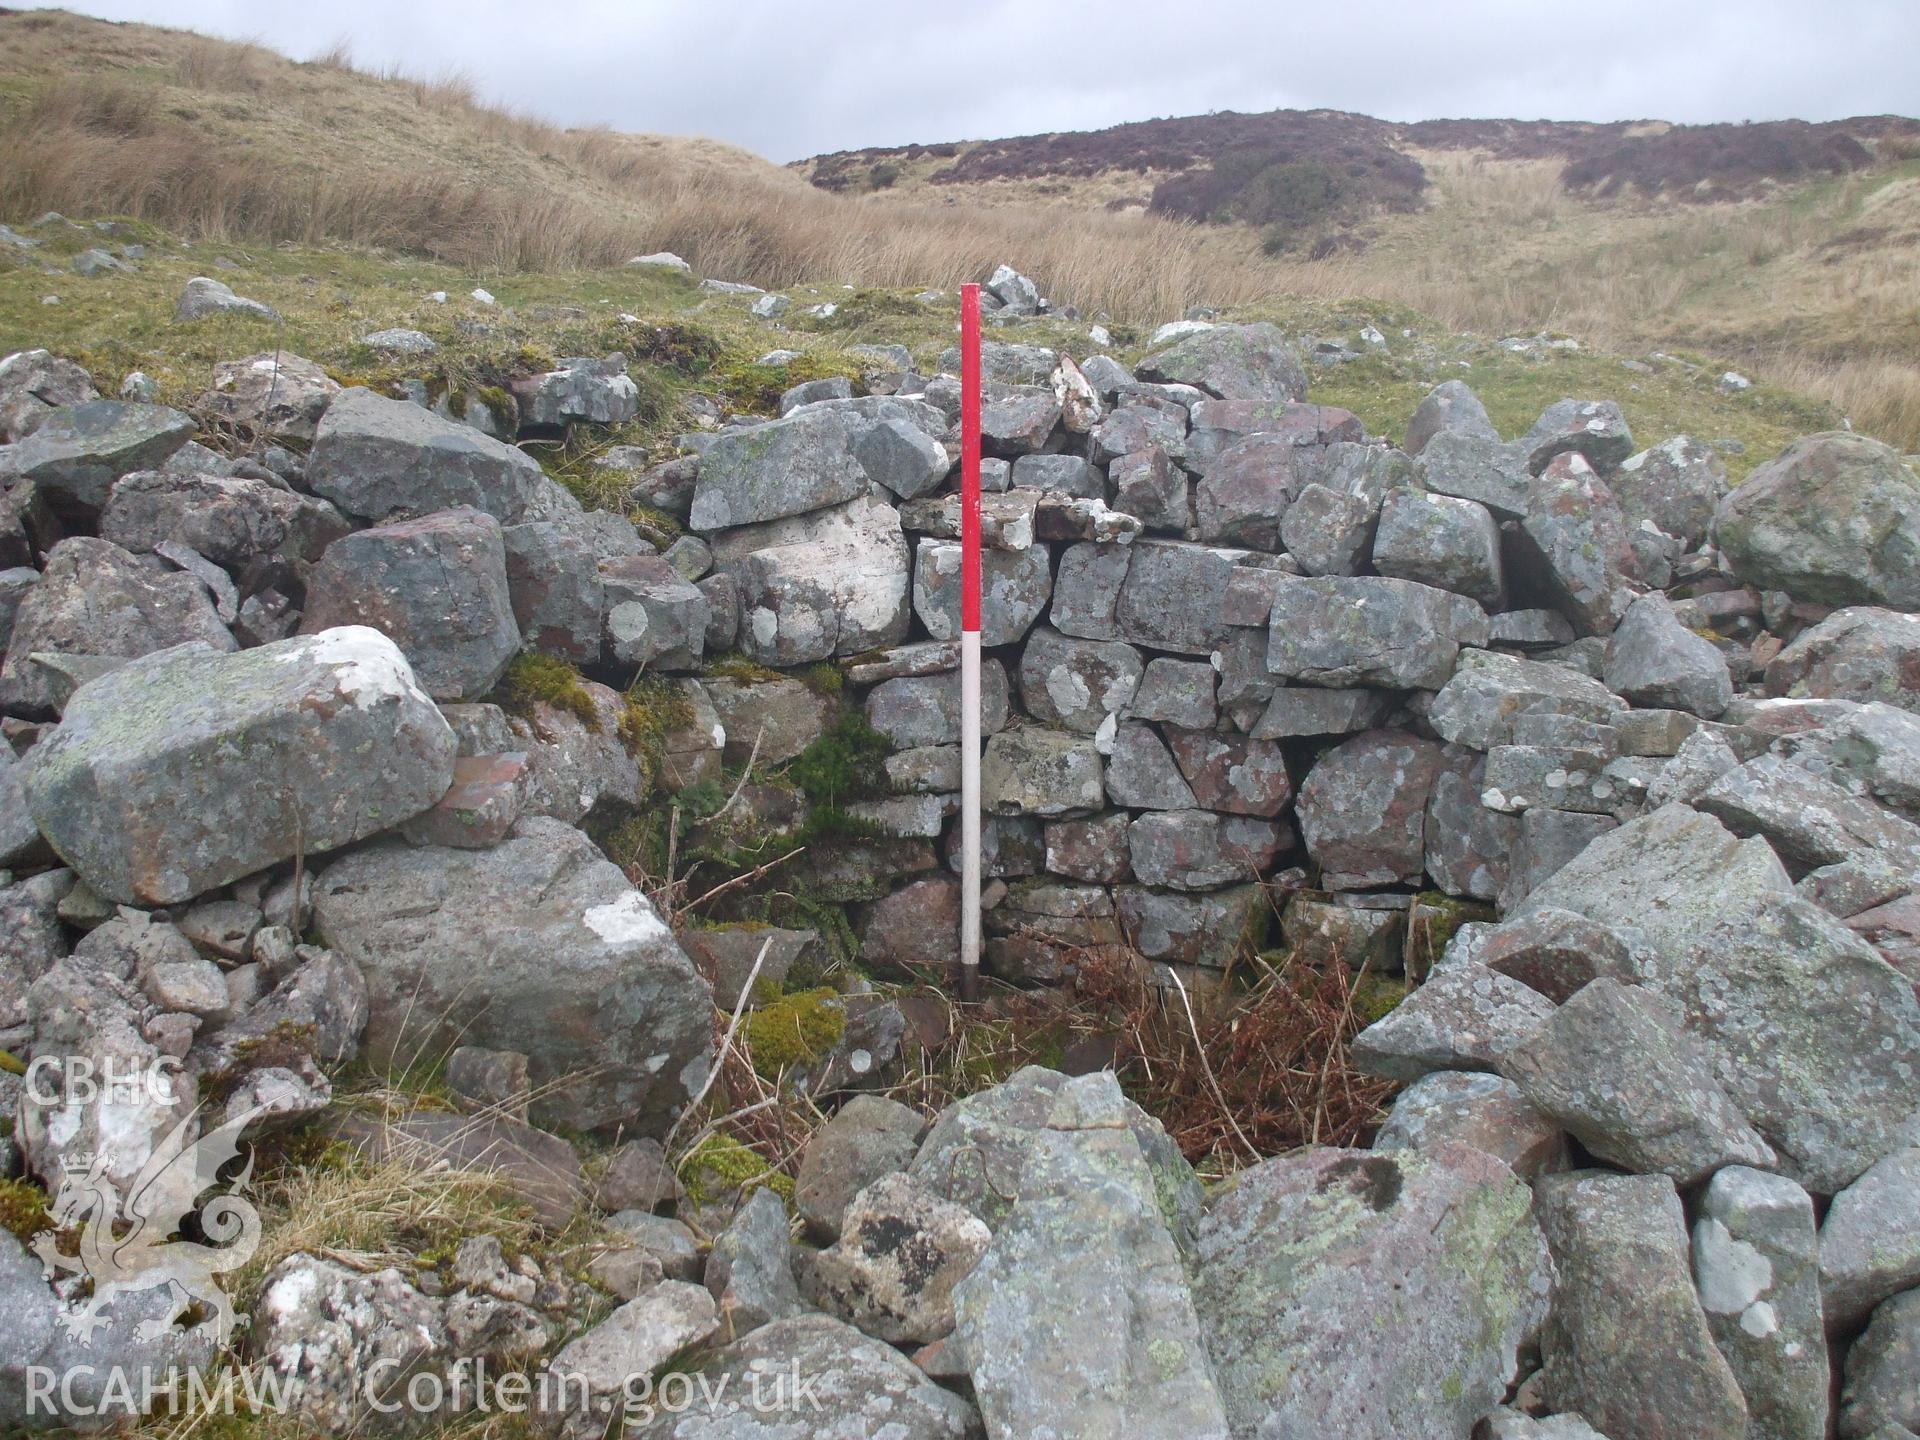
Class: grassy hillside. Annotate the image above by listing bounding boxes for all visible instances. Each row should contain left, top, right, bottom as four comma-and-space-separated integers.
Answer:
0, 7, 1914, 448
801, 117, 1920, 449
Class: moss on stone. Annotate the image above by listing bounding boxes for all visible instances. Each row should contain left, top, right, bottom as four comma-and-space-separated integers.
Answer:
0, 1177, 51, 1242
497, 651, 600, 730
617, 674, 694, 765
786, 710, 891, 808
1351, 974, 1411, 1025
742, 987, 846, 1078
678, 1131, 794, 1207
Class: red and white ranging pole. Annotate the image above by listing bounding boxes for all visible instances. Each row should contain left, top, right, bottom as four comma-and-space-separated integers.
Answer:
958, 282, 983, 1003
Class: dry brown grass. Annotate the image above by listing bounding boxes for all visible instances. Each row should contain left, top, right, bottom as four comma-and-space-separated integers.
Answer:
0, 9, 1271, 323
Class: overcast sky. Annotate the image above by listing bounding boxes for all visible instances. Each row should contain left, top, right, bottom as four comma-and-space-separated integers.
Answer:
22, 0, 1920, 163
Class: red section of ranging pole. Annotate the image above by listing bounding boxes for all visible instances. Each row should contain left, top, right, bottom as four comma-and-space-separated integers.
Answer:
958, 283, 983, 1004
959, 284, 983, 633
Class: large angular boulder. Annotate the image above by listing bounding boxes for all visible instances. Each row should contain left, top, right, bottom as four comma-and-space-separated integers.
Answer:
1415, 429, 1531, 519
0, 536, 234, 716
628, 1314, 979, 1439
1696, 752, 1920, 876
0, 348, 97, 442
1520, 399, 1634, 475
197, 352, 340, 441
1766, 606, 1920, 711
1675, 892, 1920, 1194
1500, 979, 1774, 1183
22, 627, 454, 905
1137, 321, 1307, 403
1371, 486, 1504, 606
1693, 1166, 1829, 1440
953, 1072, 1230, 1440
102, 470, 342, 567
1267, 575, 1488, 689
1428, 650, 1624, 750
306, 387, 545, 524
0, 400, 194, 512
1404, 378, 1500, 457
802, 1171, 987, 1344
1515, 452, 1637, 636
689, 407, 870, 531
510, 353, 639, 429
1018, 625, 1142, 733
312, 816, 712, 1134
1611, 436, 1728, 546
1839, 1288, 1920, 1439
1511, 803, 1793, 981
1603, 593, 1732, 717
914, 538, 1051, 648
1371, 1070, 1568, 1181
980, 726, 1103, 817
501, 518, 606, 663
1193, 432, 1304, 549
1351, 964, 1555, 1081
1114, 540, 1244, 655
1533, 1171, 1749, 1440
1819, 1148, 1920, 1333
1193, 1145, 1549, 1440
300, 507, 520, 702
1296, 729, 1444, 889
709, 495, 911, 664
1714, 432, 1920, 609
601, 553, 708, 670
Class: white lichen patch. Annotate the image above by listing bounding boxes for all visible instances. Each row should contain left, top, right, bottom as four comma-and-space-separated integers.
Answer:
582, 891, 670, 947
286, 625, 431, 707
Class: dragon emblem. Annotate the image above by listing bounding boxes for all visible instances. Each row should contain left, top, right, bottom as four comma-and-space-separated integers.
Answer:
29, 1103, 268, 1347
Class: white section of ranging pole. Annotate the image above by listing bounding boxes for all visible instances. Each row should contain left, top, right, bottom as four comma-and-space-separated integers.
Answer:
960, 628, 982, 991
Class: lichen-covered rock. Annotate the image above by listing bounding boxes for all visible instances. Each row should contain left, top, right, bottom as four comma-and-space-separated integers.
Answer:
1476, 906, 1635, 1002
1137, 321, 1307, 403
1165, 727, 1292, 816
1280, 481, 1379, 576
1371, 486, 1504, 606
1603, 593, 1733, 718
1268, 575, 1488, 689
300, 507, 521, 702
705, 1186, 805, 1337
1693, 1166, 1829, 1440
0, 399, 195, 512
510, 353, 639, 429
1533, 1171, 1748, 1440
710, 495, 912, 664
1424, 749, 1519, 902
252, 1253, 451, 1437
198, 352, 340, 441
1766, 607, 1920, 711
1297, 729, 1444, 889
980, 725, 1103, 817
866, 663, 1009, 749
312, 816, 711, 1134
102, 470, 343, 567
689, 407, 870, 530
1130, 657, 1217, 729
627, 1313, 980, 1439
1428, 649, 1626, 751
1351, 963, 1555, 1081
1018, 625, 1141, 733
1515, 452, 1638, 636
1193, 1144, 1549, 1440
1116, 883, 1263, 968
0, 536, 235, 716
1612, 436, 1728, 546
1819, 1148, 1920, 1332
22, 628, 452, 904
953, 1072, 1229, 1440
795, 1093, 927, 1242
1500, 978, 1774, 1183
1192, 432, 1304, 549
1127, 809, 1285, 890
1714, 432, 1920, 609
306, 387, 544, 524
1675, 892, 1920, 1194
541, 1282, 720, 1440
501, 517, 606, 662
1511, 803, 1793, 981
1696, 752, 1920, 875
1404, 378, 1500, 457
1520, 399, 1635, 475
1371, 1070, 1567, 1181
601, 552, 709, 670
802, 1172, 987, 1345
1415, 429, 1532, 518
1839, 1288, 1920, 1439
0, 348, 96, 443
175, 274, 278, 322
